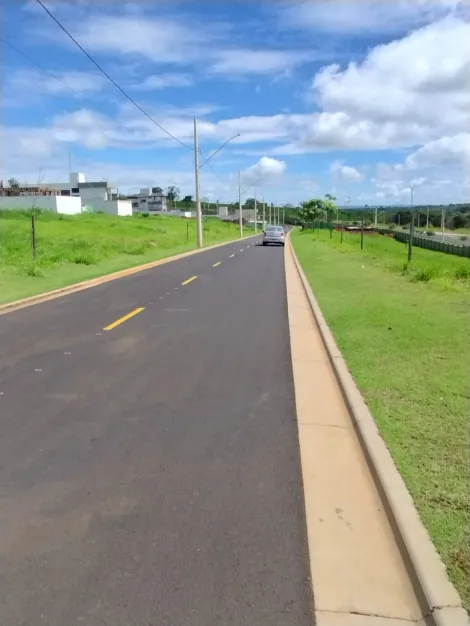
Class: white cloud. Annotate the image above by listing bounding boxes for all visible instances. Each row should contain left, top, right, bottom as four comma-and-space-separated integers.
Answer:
75, 15, 207, 65
266, 16, 470, 155
5, 68, 105, 100
409, 176, 427, 187
282, 0, 467, 35
210, 49, 311, 75
131, 74, 194, 90
43, 10, 313, 77
241, 157, 287, 188
405, 133, 470, 168
329, 161, 363, 181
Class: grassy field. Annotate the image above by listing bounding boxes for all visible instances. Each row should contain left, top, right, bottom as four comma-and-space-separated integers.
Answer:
292, 228, 470, 610
0, 210, 246, 304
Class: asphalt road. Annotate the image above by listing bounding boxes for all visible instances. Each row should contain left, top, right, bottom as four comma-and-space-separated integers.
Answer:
0, 236, 313, 626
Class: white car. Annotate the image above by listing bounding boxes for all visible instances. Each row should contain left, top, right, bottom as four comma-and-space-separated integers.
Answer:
263, 226, 285, 246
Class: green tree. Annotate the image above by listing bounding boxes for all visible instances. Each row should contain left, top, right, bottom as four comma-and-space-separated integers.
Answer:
166, 186, 181, 202
8, 177, 19, 188
299, 195, 337, 222
182, 195, 193, 208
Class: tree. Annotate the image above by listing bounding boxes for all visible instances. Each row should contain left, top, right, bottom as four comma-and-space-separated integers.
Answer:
182, 195, 193, 208
8, 177, 19, 189
152, 186, 163, 194
166, 185, 181, 202
299, 195, 338, 222
244, 197, 256, 210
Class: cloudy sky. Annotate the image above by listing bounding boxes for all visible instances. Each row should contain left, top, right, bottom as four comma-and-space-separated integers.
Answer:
1, 0, 469, 205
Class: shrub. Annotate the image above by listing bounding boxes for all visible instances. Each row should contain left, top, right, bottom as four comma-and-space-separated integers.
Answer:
454, 265, 470, 280
123, 244, 147, 255
459, 235, 468, 242
414, 266, 440, 282
426, 231, 435, 236
388, 223, 396, 230
24, 262, 43, 277
74, 254, 96, 265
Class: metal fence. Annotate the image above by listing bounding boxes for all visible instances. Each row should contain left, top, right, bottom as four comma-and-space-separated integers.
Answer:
392, 231, 470, 258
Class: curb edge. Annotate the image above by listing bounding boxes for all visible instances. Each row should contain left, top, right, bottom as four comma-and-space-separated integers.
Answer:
287, 233, 469, 626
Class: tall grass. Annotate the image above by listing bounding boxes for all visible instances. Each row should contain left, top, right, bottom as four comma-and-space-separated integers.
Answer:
310, 229, 470, 289
0, 210, 243, 303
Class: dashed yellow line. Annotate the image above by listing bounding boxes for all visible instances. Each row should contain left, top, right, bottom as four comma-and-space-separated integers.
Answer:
182, 275, 198, 286
213, 262, 222, 267
103, 307, 145, 331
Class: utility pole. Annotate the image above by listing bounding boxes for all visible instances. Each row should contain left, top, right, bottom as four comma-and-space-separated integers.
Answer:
262, 198, 266, 231
216, 198, 219, 216
441, 206, 445, 242
426, 205, 430, 231
282, 206, 285, 226
238, 169, 243, 238
254, 188, 257, 234
374, 206, 378, 228
193, 118, 203, 248
408, 185, 414, 263
269, 203, 272, 225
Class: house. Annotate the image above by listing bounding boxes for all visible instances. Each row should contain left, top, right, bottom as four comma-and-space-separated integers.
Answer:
127, 187, 168, 214
0, 173, 132, 216
0, 183, 82, 214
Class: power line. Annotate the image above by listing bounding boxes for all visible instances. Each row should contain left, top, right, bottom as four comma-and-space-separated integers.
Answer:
202, 157, 236, 193
34, 0, 191, 150
1, 36, 83, 96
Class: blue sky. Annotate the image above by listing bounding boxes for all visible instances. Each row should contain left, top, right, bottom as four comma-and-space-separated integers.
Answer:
2, 0, 469, 205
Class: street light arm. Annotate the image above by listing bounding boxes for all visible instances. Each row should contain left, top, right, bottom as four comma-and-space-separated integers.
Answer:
200, 134, 240, 168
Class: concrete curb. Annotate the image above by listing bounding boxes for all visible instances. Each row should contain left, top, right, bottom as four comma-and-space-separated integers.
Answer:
287, 234, 469, 626
0, 233, 258, 316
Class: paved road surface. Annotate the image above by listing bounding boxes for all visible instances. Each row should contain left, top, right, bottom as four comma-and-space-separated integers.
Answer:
0, 237, 313, 626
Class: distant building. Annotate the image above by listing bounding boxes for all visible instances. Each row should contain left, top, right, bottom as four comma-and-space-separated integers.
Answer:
127, 187, 168, 214
0, 173, 132, 216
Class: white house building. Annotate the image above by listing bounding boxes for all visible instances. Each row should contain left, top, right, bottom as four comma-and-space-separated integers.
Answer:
0, 173, 132, 216
127, 187, 168, 214
56, 173, 132, 216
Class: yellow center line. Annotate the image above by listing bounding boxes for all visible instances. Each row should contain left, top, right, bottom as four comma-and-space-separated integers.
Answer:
229, 254, 235, 258
182, 275, 198, 286
213, 262, 222, 267
103, 307, 145, 331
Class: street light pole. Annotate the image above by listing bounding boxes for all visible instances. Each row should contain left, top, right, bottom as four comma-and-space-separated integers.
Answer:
238, 169, 243, 238
426, 205, 430, 231
193, 117, 203, 248
262, 198, 265, 231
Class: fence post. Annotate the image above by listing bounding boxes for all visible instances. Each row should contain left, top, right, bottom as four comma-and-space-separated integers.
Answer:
361, 211, 364, 250
31, 214, 37, 258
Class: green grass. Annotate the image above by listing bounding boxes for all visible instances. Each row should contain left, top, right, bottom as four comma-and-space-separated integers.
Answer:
292, 229, 470, 610
0, 210, 247, 304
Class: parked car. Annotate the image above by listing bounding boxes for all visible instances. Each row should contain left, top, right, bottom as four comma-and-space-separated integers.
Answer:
263, 226, 285, 246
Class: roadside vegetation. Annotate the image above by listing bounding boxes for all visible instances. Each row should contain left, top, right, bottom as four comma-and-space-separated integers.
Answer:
0, 210, 244, 304
292, 228, 470, 609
